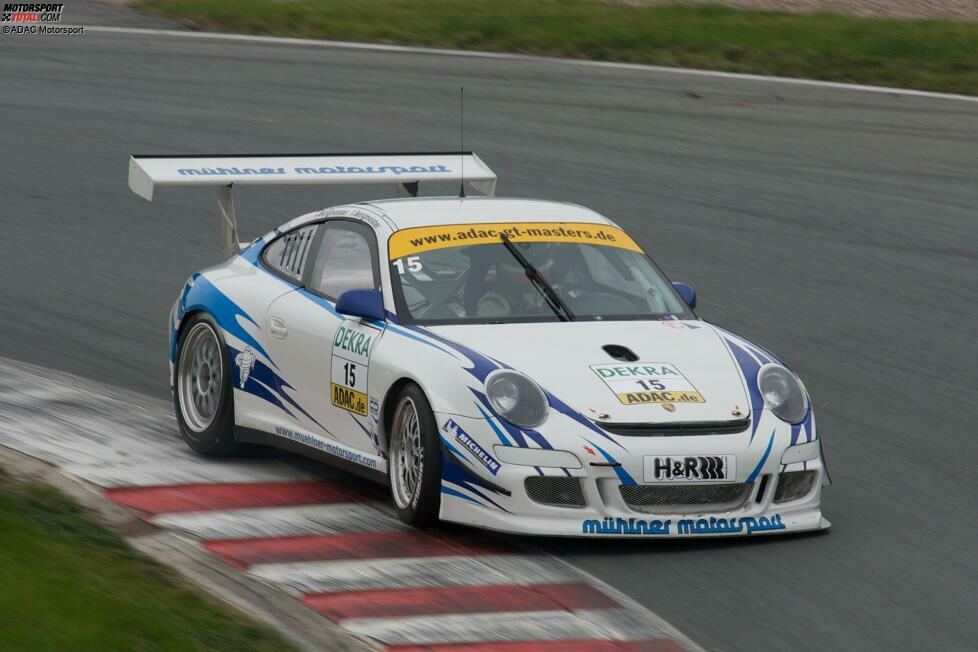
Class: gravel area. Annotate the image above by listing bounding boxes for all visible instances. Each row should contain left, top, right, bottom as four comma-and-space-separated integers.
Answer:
626, 1, 978, 21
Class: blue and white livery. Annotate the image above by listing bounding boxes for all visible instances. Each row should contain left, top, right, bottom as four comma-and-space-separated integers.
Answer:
131, 152, 829, 538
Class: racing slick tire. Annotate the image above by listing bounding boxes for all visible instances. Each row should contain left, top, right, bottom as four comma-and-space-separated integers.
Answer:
174, 313, 241, 457
388, 383, 442, 526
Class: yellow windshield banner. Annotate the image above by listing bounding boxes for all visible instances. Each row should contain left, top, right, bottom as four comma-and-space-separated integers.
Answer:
388, 222, 643, 260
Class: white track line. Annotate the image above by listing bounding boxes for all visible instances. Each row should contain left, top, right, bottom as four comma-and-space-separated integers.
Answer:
250, 555, 575, 595
65, 459, 313, 488
155, 502, 405, 539
341, 609, 635, 645
84, 25, 978, 104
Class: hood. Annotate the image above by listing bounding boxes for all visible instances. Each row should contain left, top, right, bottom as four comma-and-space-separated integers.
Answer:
429, 320, 750, 425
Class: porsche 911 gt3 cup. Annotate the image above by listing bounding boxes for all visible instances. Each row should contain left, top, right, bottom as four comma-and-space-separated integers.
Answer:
129, 152, 829, 538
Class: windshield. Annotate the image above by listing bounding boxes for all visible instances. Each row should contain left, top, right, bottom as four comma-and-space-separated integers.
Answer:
388, 222, 694, 324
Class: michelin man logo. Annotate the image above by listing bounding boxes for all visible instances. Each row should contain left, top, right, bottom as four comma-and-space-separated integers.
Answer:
235, 347, 256, 388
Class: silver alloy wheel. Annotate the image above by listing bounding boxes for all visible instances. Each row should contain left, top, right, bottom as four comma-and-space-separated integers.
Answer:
390, 396, 424, 509
178, 322, 224, 432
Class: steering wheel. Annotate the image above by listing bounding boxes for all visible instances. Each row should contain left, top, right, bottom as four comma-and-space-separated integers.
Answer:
557, 283, 648, 312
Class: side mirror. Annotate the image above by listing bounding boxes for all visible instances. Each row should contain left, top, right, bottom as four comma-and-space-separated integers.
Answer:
335, 289, 386, 322
672, 282, 697, 310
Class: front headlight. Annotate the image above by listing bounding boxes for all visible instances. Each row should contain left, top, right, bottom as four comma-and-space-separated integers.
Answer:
485, 369, 549, 428
757, 363, 809, 424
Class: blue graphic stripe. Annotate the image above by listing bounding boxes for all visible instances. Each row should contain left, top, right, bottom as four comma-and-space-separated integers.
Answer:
444, 480, 508, 512
385, 323, 457, 357
238, 239, 264, 266
229, 344, 326, 432
747, 429, 776, 484
441, 485, 486, 507
296, 287, 342, 319
470, 390, 553, 450
548, 393, 626, 450
713, 325, 782, 365
400, 314, 625, 453
169, 277, 197, 364
721, 337, 765, 441
792, 407, 814, 445
180, 274, 275, 367
349, 412, 383, 453
402, 323, 499, 380
440, 449, 510, 512
243, 379, 297, 421
473, 400, 513, 446
584, 438, 636, 486
440, 435, 468, 460
277, 384, 326, 431
790, 422, 803, 447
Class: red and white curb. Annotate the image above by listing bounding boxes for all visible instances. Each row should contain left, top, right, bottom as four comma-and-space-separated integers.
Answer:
0, 358, 701, 651
105, 479, 692, 650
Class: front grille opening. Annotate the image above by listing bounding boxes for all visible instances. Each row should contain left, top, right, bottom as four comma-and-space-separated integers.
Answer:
620, 483, 751, 514
754, 474, 771, 504
598, 418, 750, 437
525, 476, 586, 508
774, 470, 817, 504
602, 344, 638, 362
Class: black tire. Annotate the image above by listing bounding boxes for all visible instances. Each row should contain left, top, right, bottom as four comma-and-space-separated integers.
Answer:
388, 383, 441, 526
173, 313, 240, 457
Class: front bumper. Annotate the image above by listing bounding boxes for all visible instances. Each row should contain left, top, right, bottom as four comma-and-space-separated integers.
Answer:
436, 411, 829, 538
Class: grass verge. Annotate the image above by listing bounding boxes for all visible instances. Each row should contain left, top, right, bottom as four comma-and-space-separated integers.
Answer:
0, 469, 296, 652
138, 0, 978, 95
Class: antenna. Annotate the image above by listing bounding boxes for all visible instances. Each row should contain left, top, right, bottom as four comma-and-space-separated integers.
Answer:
459, 86, 466, 198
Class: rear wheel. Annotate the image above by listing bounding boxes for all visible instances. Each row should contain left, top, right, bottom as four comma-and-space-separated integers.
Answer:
174, 314, 239, 456
388, 384, 441, 526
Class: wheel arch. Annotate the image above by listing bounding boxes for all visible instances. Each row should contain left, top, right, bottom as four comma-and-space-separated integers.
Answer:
380, 376, 423, 454
171, 308, 236, 414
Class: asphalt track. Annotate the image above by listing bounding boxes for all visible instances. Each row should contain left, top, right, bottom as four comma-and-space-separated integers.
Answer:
2, 6, 977, 651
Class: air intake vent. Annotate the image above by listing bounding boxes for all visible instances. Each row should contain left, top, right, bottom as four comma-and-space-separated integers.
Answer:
602, 344, 638, 362
620, 483, 752, 514
525, 477, 585, 508
598, 418, 750, 437
773, 470, 817, 503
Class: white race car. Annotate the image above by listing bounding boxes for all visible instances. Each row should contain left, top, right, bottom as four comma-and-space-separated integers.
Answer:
129, 152, 829, 538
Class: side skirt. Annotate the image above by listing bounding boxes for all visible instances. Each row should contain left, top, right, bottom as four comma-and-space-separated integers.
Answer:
234, 426, 388, 486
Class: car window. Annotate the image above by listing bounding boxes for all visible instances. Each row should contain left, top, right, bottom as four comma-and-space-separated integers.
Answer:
308, 221, 379, 299
262, 225, 318, 283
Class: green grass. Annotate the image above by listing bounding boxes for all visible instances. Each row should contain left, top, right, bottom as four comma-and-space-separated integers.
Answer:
0, 471, 296, 652
139, 1, 978, 95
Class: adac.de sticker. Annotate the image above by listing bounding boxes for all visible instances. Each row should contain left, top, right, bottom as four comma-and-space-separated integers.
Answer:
590, 362, 705, 406
330, 320, 379, 417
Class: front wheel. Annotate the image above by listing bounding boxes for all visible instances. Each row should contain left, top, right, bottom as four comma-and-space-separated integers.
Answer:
174, 314, 240, 456
388, 384, 441, 526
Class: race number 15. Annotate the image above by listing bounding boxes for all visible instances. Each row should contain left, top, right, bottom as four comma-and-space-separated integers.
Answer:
393, 256, 422, 273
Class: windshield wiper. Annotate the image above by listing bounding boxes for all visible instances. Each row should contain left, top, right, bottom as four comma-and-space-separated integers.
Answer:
498, 234, 575, 322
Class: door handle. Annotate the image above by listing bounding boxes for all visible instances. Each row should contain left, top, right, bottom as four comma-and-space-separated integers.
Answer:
269, 316, 288, 340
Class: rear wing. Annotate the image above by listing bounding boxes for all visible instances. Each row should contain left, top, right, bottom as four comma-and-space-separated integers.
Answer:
127, 152, 497, 256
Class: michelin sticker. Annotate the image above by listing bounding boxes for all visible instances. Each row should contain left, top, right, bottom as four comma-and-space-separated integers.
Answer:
590, 362, 704, 406
443, 418, 501, 475
235, 346, 256, 388
330, 320, 382, 417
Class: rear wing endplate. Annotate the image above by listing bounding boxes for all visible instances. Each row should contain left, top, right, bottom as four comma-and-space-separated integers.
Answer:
127, 152, 497, 257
